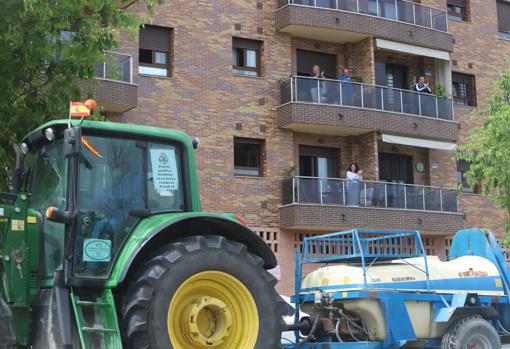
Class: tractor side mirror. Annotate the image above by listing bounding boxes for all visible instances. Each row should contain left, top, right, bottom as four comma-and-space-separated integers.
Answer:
45, 206, 75, 224
63, 126, 82, 157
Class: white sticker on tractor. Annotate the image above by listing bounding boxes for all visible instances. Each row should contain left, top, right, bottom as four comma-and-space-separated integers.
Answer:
83, 239, 112, 262
0, 208, 4, 216
150, 148, 179, 195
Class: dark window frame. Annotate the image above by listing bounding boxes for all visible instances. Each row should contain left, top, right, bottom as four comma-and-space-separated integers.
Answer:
232, 38, 262, 77
497, 0, 510, 35
139, 25, 172, 77
457, 160, 480, 194
234, 137, 264, 177
452, 72, 477, 107
447, 0, 468, 21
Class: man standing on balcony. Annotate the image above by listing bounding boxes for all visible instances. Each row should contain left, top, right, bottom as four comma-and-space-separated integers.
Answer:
338, 68, 353, 105
414, 76, 432, 94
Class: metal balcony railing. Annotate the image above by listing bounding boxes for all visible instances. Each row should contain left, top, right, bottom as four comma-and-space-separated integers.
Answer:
279, 0, 448, 32
282, 176, 458, 213
280, 76, 454, 121
95, 51, 133, 84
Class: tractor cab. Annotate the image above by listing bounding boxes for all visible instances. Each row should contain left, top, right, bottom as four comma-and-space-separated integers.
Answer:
19, 120, 191, 284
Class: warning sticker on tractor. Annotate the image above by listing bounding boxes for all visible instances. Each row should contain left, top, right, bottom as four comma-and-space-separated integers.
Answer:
83, 239, 112, 262
0, 208, 4, 216
11, 220, 25, 231
150, 148, 179, 195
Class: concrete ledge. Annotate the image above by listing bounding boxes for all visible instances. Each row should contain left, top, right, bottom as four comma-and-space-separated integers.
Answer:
279, 204, 464, 233
80, 79, 137, 113
277, 102, 459, 142
275, 5, 453, 52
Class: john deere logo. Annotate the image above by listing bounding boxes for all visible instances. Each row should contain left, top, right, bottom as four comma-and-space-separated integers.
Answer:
83, 239, 111, 262
159, 152, 169, 165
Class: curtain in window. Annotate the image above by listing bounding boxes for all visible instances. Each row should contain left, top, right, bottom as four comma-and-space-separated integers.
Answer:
246, 50, 257, 68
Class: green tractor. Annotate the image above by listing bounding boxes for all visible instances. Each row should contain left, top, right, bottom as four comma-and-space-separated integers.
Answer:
0, 118, 287, 348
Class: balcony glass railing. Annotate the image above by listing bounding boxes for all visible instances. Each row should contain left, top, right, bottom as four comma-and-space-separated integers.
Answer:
280, 0, 448, 32
95, 51, 133, 83
280, 76, 454, 121
282, 176, 458, 213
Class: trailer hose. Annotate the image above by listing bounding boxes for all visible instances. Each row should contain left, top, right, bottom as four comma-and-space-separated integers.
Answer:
497, 320, 510, 335
334, 319, 343, 342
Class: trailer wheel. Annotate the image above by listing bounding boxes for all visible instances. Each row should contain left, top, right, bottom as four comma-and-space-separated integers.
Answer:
120, 235, 286, 349
441, 315, 500, 349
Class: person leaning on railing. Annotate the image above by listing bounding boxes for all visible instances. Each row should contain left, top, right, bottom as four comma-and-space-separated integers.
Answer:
346, 163, 363, 206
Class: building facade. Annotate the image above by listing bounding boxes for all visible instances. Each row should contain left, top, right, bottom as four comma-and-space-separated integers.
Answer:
89, 0, 510, 294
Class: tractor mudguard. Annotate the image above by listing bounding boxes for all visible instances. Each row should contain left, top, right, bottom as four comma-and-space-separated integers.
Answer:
0, 295, 16, 348
112, 214, 277, 286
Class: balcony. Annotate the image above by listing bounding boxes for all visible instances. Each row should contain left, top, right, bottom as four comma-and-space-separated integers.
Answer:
275, 0, 452, 52
80, 51, 137, 113
278, 76, 458, 141
280, 176, 464, 233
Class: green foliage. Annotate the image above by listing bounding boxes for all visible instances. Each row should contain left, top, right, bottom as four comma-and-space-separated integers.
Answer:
433, 83, 447, 98
353, 76, 364, 83
0, 0, 163, 191
283, 166, 296, 179
457, 63, 510, 232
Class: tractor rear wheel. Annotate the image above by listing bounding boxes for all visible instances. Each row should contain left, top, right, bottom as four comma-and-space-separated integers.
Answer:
441, 315, 500, 349
120, 235, 286, 349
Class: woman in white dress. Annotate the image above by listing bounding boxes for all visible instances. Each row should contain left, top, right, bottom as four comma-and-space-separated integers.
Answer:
346, 163, 363, 206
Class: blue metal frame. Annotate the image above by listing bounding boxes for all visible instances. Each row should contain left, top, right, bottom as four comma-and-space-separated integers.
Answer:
297, 229, 430, 289
287, 228, 510, 349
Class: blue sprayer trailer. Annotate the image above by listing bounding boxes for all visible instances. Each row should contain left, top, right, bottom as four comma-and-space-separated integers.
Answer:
283, 228, 510, 349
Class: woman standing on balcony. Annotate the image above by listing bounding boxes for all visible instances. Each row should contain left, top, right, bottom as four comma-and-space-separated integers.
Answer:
346, 163, 363, 206
310, 65, 325, 103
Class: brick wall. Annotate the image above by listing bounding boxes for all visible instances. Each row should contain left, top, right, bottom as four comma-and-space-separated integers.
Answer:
346, 38, 375, 84
109, 0, 510, 295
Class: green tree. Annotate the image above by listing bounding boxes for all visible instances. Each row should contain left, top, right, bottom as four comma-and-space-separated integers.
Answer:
0, 0, 162, 191
457, 63, 510, 235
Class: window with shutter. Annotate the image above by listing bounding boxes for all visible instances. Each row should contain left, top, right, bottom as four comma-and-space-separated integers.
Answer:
498, 1, 510, 39
232, 38, 262, 76
139, 25, 172, 77
457, 160, 480, 193
452, 72, 476, 107
447, 0, 468, 21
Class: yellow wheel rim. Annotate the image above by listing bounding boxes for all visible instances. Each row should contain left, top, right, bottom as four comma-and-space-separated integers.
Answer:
167, 271, 259, 349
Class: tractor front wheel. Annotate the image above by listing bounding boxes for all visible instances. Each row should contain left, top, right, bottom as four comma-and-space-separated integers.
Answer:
120, 235, 285, 349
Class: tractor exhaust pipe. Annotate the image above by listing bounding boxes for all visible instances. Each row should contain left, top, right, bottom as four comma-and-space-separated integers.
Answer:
11, 142, 24, 194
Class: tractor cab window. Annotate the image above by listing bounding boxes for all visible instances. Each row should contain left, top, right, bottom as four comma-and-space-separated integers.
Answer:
74, 135, 184, 278
28, 139, 67, 278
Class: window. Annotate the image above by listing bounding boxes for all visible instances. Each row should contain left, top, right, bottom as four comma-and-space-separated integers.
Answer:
232, 38, 262, 77
447, 0, 467, 21
452, 72, 476, 107
296, 50, 337, 78
234, 138, 264, 176
457, 160, 479, 193
139, 25, 172, 77
498, 1, 510, 39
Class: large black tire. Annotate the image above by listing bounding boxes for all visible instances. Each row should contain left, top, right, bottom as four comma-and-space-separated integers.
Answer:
120, 235, 287, 349
441, 315, 501, 349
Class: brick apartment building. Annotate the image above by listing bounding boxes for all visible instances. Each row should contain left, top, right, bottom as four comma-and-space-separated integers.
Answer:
84, 0, 510, 294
